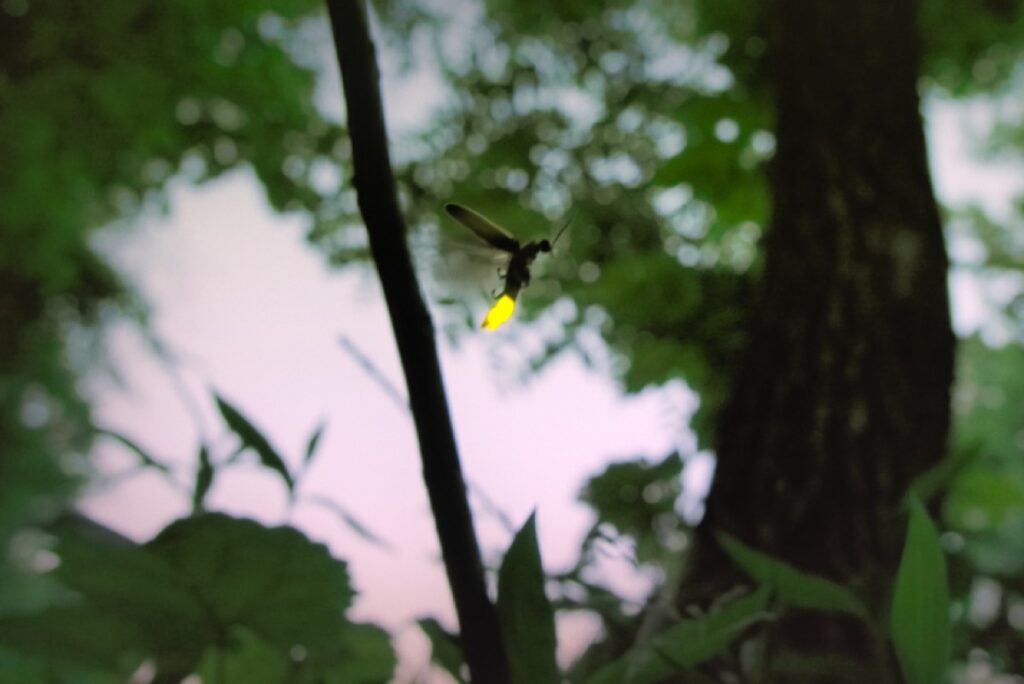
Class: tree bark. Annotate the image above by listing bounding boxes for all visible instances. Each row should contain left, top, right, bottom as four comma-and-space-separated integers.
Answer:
678, 0, 954, 680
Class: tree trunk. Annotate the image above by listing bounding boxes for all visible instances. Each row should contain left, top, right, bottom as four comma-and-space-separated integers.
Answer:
678, 0, 954, 680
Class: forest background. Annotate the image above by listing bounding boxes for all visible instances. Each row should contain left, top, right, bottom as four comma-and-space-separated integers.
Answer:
1, 0, 1023, 682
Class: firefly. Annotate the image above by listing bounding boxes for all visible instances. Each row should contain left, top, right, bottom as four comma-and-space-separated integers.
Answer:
444, 203, 568, 330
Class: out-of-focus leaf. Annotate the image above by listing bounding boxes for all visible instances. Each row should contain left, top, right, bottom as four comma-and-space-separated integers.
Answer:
305, 494, 393, 550
0, 649, 124, 684
46, 513, 357, 675
587, 586, 770, 684
323, 623, 397, 684
146, 514, 354, 655
49, 515, 212, 675
417, 617, 466, 684
191, 444, 214, 513
198, 620, 395, 684
196, 628, 288, 684
909, 444, 980, 505
651, 92, 771, 240
94, 427, 170, 473
891, 495, 951, 684
919, 0, 1024, 93
575, 254, 748, 448
303, 420, 327, 467
947, 336, 1024, 583
717, 532, 868, 618
496, 512, 559, 684
961, 525, 1024, 576
51, 516, 207, 622
213, 392, 294, 492
946, 468, 1024, 531
951, 337, 1024, 466
0, 606, 145, 672
578, 453, 684, 564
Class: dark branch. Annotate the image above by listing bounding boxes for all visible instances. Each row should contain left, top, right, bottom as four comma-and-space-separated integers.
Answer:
325, 2, 509, 681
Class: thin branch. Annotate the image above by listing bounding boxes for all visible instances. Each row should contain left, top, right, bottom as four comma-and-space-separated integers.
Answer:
325, 3, 509, 682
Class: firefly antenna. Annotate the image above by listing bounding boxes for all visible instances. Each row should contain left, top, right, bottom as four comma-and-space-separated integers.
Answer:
550, 209, 575, 248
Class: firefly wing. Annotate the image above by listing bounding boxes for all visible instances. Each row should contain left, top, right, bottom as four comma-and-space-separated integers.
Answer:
444, 203, 520, 253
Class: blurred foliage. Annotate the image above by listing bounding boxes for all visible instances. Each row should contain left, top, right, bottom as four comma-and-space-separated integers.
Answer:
496, 513, 560, 684
585, 587, 770, 684
354, 0, 1024, 678
4, 0, 1024, 680
0, 513, 395, 682
552, 453, 690, 680
945, 336, 1024, 676
1, 386, 394, 681
0, 1, 361, 679
717, 533, 868, 619
891, 496, 952, 684
578, 452, 685, 566
418, 617, 468, 683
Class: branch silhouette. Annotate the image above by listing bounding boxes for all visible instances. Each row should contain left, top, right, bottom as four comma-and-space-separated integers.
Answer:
326, 2, 509, 682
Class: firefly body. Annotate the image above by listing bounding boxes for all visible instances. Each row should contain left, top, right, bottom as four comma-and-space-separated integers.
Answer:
444, 203, 552, 330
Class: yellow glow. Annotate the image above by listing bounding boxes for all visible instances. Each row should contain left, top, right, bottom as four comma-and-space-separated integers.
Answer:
481, 293, 516, 330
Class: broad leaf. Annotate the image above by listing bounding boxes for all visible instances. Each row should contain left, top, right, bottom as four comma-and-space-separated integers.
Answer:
717, 532, 868, 618
146, 514, 354, 655
497, 512, 559, 684
890, 495, 951, 684
50, 515, 215, 675
0, 606, 146, 672
196, 628, 289, 684
323, 623, 397, 684
45, 513, 358, 676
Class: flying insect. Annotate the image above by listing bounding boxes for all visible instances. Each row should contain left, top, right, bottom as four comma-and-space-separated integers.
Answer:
444, 203, 567, 330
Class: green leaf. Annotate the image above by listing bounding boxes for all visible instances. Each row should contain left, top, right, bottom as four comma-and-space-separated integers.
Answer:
303, 420, 327, 467
196, 622, 395, 684
146, 514, 354, 656
306, 495, 392, 549
577, 452, 684, 564
417, 618, 466, 684
214, 392, 294, 492
196, 628, 289, 684
717, 532, 868, 618
908, 445, 980, 505
587, 587, 770, 684
961, 525, 1024, 576
890, 495, 951, 684
192, 444, 215, 513
94, 427, 170, 473
0, 606, 146, 672
496, 512, 559, 684
48, 513, 358, 675
323, 623, 397, 684
49, 515, 214, 675
51, 515, 208, 624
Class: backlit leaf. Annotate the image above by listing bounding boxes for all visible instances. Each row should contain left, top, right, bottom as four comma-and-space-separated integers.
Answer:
890, 495, 951, 684
497, 512, 559, 684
